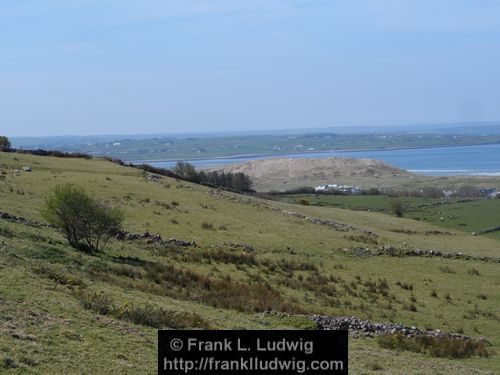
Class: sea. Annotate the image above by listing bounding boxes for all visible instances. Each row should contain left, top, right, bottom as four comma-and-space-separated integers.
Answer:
140, 143, 500, 177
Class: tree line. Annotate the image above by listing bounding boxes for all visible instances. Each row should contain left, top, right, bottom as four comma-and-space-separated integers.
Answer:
173, 161, 253, 192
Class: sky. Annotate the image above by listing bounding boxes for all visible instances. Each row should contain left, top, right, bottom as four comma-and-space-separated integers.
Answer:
1, 0, 500, 137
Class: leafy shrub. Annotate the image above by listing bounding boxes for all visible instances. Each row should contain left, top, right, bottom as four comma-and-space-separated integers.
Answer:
0, 226, 14, 238
0, 136, 11, 151
2, 356, 17, 369
42, 184, 123, 252
404, 302, 418, 312
201, 222, 215, 230
468, 268, 480, 276
78, 291, 115, 315
396, 281, 413, 291
363, 187, 380, 196
389, 200, 405, 217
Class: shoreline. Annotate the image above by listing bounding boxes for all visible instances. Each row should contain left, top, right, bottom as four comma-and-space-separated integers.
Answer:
124, 141, 500, 164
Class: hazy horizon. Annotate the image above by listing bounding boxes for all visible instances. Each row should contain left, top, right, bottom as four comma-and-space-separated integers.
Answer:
7, 122, 500, 141
2, 1, 500, 137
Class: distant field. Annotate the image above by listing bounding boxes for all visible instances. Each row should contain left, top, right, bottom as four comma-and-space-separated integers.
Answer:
12, 133, 500, 161
280, 195, 500, 240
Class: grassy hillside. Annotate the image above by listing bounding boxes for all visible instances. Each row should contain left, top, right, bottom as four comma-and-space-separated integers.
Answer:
0, 151, 499, 374
279, 195, 500, 240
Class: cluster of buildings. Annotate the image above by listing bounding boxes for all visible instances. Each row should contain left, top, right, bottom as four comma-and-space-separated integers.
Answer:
479, 188, 498, 198
313, 185, 499, 198
314, 184, 362, 194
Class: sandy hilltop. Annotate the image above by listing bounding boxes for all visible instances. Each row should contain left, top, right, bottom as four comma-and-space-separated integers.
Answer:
211, 156, 500, 192
210, 157, 412, 191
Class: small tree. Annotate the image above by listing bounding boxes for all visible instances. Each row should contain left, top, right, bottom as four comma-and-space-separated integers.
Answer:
42, 184, 93, 248
389, 200, 405, 217
42, 184, 123, 252
0, 136, 11, 151
173, 161, 199, 181
82, 202, 123, 251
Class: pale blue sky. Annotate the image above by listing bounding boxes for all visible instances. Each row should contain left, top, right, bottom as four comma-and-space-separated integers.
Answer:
1, 0, 500, 136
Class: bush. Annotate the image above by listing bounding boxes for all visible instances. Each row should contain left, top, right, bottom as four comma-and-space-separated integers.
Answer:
81, 201, 123, 252
363, 187, 380, 196
389, 200, 405, 217
0, 226, 14, 238
42, 184, 123, 252
173, 161, 199, 181
201, 222, 215, 230
468, 268, 480, 276
0, 136, 11, 151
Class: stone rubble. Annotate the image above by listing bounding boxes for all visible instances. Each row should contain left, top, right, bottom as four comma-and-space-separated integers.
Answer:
342, 245, 499, 263
280, 210, 378, 237
114, 230, 196, 247
310, 314, 472, 339
0, 210, 196, 248
0, 211, 55, 228
225, 242, 255, 252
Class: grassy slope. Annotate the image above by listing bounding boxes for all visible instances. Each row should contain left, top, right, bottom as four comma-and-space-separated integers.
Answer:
281, 195, 500, 241
0, 152, 499, 374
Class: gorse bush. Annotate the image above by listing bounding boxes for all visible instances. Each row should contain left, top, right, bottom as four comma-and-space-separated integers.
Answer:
42, 184, 123, 252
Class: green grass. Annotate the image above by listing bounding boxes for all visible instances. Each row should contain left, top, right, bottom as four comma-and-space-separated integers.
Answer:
281, 194, 500, 240
1, 151, 499, 374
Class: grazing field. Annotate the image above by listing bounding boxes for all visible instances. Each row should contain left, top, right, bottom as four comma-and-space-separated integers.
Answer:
279, 195, 500, 240
0, 151, 499, 374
